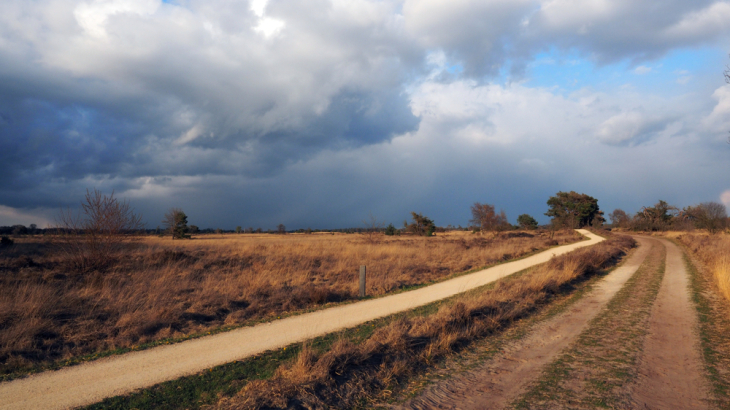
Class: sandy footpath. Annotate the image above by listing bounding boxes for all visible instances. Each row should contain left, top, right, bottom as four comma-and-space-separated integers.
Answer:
394, 236, 654, 410
0, 230, 603, 410
629, 238, 710, 409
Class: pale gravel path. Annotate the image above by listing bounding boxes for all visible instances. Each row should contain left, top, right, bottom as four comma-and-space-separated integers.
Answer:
393, 236, 654, 410
0, 230, 603, 410
629, 238, 710, 409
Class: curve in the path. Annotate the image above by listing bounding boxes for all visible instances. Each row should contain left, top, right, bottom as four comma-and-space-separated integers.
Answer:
0, 230, 603, 410
395, 236, 655, 410
630, 238, 710, 409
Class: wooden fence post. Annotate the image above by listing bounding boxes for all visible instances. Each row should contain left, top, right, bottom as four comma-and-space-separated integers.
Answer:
359, 265, 366, 298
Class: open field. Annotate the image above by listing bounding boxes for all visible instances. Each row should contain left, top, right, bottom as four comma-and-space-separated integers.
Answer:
6, 230, 727, 410
0, 230, 602, 409
210, 233, 634, 409
0, 229, 580, 379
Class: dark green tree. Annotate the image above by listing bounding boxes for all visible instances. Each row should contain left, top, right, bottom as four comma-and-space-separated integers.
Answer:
235, 226, 242, 234
633, 200, 677, 231
517, 214, 538, 230
384, 223, 397, 236
545, 191, 604, 229
407, 212, 435, 236
163, 208, 189, 239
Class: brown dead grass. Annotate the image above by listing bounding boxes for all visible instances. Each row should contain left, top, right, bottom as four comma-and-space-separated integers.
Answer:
0, 230, 580, 377
677, 232, 730, 303
212, 234, 635, 410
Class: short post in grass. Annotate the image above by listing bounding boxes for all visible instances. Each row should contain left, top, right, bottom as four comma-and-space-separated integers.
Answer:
359, 265, 366, 298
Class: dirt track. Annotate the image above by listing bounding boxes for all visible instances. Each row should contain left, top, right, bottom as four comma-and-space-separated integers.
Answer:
630, 238, 709, 409
395, 236, 654, 410
0, 230, 603, 410
396, 235, 711, 410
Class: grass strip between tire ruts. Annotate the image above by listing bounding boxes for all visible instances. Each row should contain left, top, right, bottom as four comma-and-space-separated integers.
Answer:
512, 241, 665, 409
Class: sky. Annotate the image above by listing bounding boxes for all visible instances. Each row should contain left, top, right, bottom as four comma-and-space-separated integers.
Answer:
1, 0, 730, 230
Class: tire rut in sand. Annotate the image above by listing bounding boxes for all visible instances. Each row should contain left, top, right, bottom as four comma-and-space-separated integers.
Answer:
628, 238, 710, 410
393, 237, 655, 410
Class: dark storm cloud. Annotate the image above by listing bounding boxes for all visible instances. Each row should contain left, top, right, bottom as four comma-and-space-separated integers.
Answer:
0, 0, 423, 206
1, 0, 730, 228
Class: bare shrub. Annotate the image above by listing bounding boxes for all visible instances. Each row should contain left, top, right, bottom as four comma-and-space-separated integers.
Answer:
55, 189, 143, 271
470, 202, 509, 233
686, 202, 728, 234
363, 212, 384, 244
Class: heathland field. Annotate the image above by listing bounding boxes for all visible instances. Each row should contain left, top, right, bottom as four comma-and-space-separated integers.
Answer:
3, 229, 730, 410
0, 229, 580, 379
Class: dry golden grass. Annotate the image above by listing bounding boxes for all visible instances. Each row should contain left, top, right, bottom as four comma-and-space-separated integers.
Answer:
677, 232, 730, 303
213, 234, 635, 410
0, 230, 580, 377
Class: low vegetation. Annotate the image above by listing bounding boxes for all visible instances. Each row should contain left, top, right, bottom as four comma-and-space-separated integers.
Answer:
211, 234, 634, 409
610, 200, 728, 233
682, 243, 730, 408
0, 230, 580, 379
677, 233, 730, 303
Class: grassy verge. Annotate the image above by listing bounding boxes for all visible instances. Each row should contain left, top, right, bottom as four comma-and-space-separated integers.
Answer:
682, 249, 730, 409
1, 233, 585, 383
83, 277, 510, 410
512, 240, 664, 409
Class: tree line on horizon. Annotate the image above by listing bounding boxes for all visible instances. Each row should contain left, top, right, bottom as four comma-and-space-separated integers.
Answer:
3, 190, 728, 244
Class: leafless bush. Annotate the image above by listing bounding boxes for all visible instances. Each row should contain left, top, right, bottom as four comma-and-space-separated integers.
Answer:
55, 189, 144, 271
686, 202, 728, 234
363, 212, 384, 244
470, 202, 510, 234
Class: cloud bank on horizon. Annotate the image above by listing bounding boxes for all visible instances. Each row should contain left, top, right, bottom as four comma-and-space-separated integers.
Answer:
1, 0, 729, 229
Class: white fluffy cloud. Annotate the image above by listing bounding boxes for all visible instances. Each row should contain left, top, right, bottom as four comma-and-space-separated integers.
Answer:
722, 190, 730, 210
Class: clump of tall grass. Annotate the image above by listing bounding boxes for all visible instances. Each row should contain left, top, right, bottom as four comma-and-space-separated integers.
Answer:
678, 233, 730, 303
0, 230, 580, 376
213, 235, 635, 410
